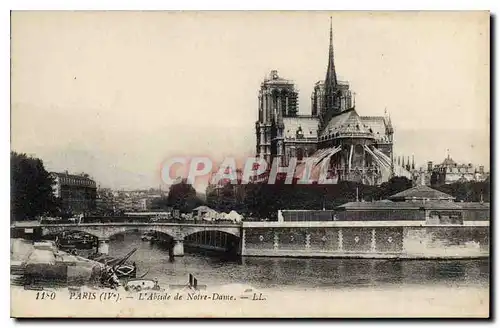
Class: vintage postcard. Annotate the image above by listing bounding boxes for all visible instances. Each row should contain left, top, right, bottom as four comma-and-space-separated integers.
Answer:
10, 11, 490, 318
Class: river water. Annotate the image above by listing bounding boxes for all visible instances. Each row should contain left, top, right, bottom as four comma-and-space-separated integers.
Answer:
109, 232, 490, 291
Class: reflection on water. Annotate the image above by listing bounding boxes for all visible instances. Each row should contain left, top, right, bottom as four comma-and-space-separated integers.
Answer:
108, 232, 489, 291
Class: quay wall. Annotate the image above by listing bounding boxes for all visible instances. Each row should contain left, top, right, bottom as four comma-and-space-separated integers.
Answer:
241, 222, 489, 259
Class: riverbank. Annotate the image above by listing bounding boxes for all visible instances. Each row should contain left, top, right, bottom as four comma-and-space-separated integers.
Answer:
10, 238, 109, 287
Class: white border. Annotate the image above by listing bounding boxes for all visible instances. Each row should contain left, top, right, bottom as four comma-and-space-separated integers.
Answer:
2, 1, 497, 326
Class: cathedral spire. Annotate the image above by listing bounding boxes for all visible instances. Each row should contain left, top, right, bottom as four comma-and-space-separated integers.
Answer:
325, 17, 337, 89
320, 16, 339, 122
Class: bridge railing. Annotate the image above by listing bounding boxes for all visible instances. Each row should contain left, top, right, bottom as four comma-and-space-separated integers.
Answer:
38, 217, 242, 225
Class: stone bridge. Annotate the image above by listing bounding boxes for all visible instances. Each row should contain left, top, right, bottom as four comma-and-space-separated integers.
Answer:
13, 222, 241, 256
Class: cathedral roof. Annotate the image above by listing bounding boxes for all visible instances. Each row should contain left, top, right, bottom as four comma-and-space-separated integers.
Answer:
320, 108, 374, 139
283, 116, 319, 139
360, 116, 389, 141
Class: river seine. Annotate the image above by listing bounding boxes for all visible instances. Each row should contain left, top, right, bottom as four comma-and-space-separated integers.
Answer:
109, 232, 490, 291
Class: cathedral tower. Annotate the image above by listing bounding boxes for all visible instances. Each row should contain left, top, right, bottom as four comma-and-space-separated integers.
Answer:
256, 70, 298, 163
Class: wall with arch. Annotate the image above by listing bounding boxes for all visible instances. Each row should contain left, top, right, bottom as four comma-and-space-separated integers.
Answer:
40, 224, 241, 241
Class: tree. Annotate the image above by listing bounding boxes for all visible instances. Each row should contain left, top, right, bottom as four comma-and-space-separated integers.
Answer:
11, 151, 58, 221
150, 196, 170, 211
166, 179, 203, 213
436, 181, 490, 202
377, 176, 413, 200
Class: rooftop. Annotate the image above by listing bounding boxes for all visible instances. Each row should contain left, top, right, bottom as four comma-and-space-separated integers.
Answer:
283, 116, 320, 139
388, 185, 455, 201
320, 108, 374, 139
51, 171, 96, 187
338, 199, 463, 210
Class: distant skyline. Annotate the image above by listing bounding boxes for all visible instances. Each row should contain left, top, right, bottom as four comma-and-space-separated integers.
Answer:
11, 11, 490, 191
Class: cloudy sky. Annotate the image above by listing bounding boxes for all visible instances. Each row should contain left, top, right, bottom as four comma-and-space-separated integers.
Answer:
11, 11, 489, 190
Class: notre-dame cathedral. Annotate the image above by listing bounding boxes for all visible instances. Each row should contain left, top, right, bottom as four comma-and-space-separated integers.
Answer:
255, 19, 406, 185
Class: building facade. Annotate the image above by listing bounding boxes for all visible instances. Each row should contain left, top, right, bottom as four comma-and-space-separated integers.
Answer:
255, 19, 405, 185
409, 154, 489, 187
51, 172, 97, 215
429, 154, 488, 186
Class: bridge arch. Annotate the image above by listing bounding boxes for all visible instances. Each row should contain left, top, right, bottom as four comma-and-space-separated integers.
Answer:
179, 226, 241, 240
29, 222, 242, 256
105, 226, 177, 240
39, 224, 240, 241
183, 229, 241, 256
41, 226, 102, 240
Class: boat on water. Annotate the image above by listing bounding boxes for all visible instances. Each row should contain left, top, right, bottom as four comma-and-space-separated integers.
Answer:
124, 278, 161, 291
91, 256, 137, 279
56, 232, 97, 251
11, 239, 144, 290
141, 234, 153, 242
12, 240, 106, 287
88, 251, 138, 279
141, 231, 156, 242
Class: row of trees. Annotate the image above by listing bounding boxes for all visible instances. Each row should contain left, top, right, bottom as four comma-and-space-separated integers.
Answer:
11, 152, 59, 221
434, 180, 490, 203
205, 176, 414, 219
204, 177, 491, 220
11, 151, 491, 222
150, 179, 204, 213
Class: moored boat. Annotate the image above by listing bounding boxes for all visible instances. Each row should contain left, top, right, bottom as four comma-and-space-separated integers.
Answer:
125, 278, 161, 291
90, 254, 137, 279
141, 231, 156, 242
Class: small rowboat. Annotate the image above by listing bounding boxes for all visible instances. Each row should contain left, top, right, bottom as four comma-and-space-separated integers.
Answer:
125, 279, 161, 291
114, 264, 136, 278
90, 249, 138, 279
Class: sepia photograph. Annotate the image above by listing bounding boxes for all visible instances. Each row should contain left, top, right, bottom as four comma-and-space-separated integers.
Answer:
9, 11, 490, 318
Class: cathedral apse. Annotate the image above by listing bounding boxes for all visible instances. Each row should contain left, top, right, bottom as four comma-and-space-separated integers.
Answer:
255, 18, 411, 185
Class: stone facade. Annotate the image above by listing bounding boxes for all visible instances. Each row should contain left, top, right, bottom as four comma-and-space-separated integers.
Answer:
255, 20, 397, 185
242, 224, 489, 259
410, 155, 489, 187
50, 172, 97, 215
